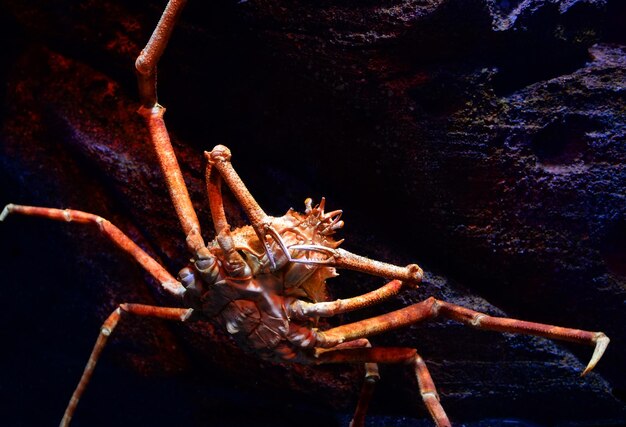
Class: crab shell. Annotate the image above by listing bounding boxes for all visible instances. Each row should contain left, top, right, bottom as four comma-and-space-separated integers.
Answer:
182, 198, 344, 313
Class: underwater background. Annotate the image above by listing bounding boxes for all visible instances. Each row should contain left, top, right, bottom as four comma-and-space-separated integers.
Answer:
0, 0, 625, 425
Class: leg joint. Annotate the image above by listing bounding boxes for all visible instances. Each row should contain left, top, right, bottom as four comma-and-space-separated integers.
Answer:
471, 313, 486, 326
421, 391, 439, 401
135, 55, 152, 76
427, 297, 441, 317
207, 145, 232, 164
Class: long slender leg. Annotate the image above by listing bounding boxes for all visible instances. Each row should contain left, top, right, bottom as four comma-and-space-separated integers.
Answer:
135, 0, 207, 256
318, 339, 381, 427
316, 346, 451, 427
205, 146, 269, 236
434, 300, 610, 375
287, 279, 406, 319
135, 0, 187, 108
329, 248, 423, 284
317, 298, 436, 346
316, 297, 609, 374
203, 160, 252, 279
205, 158, 229, 234
1, 204, 184, 296
288, 246, 424, 285
60, 303, 193, 427
204, 146, 283, 268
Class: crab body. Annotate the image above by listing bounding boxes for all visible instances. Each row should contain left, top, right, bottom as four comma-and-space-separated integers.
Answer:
179, 200, 342, 362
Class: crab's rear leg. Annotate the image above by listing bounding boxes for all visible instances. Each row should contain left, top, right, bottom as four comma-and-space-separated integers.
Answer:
0, 205, 185, 296
318, 339, 381, 427
316, 346, 451, 427
60, 304, 194, 427
317, 297, 609, 375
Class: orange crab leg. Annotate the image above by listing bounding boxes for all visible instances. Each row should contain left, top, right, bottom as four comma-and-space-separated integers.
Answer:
135, 0, 207, 256
138, 103, 206, 255
135, 0, 187, 108
206, 145, 269, 230
316, 346, 451, 427
317, 297, 609, 375
60, 304, 193, 427
317, 339, 380, 427
434, 300, 609, 375
203, 157, 253, 279
287, 279, 406, 318
0, 204, 184, 296
206, 145, 286, 268
288, 244, 424, 285
330, 248, 424, 285
205, 158, 229, 234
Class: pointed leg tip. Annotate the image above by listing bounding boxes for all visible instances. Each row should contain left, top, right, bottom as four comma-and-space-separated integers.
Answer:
582, 333, 610, 376
0, 204, 13, 221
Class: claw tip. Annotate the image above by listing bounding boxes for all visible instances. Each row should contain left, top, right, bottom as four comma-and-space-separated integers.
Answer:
0, 204, 13, 221
581, 333, 609, 376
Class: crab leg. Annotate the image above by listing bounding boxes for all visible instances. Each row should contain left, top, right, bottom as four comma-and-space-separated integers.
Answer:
287, 279, 406, 319
205, 157, 229, 234
206, 145, 285, 267
0, 204, 184, 296
287, 244, 424, 285
60, 304, 193, 427
135, 0, 187, 108
317, 339, 380, 427
316, 346, 450, 427
138, 105, 206, 255
328, 248, 423, 285
434, 300, 610, 375
316, 297, 609, 375
203, 158, 253, 279
135, 0, 207, 256
206, 145, 269, 230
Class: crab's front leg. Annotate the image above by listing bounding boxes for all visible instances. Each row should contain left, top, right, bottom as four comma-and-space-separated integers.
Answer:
0, 205, 185, 296
289, 244, 424, 285
135, 0, 210, 259
135, 0, 186, 108
205, 145, 285, 268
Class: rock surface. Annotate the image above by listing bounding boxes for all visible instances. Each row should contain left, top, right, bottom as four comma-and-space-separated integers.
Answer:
0, 0, 624, 426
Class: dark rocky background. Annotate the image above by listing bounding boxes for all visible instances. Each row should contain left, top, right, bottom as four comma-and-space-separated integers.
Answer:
0, 0, 624, 426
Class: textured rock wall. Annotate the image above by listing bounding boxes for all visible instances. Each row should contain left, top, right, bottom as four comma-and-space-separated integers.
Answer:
0, 0, 624, 426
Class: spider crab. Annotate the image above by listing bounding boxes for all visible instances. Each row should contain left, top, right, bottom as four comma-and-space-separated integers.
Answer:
1, 1, 609, 426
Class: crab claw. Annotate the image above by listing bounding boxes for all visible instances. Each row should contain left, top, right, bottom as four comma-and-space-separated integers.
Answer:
581, 332, 610, 376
